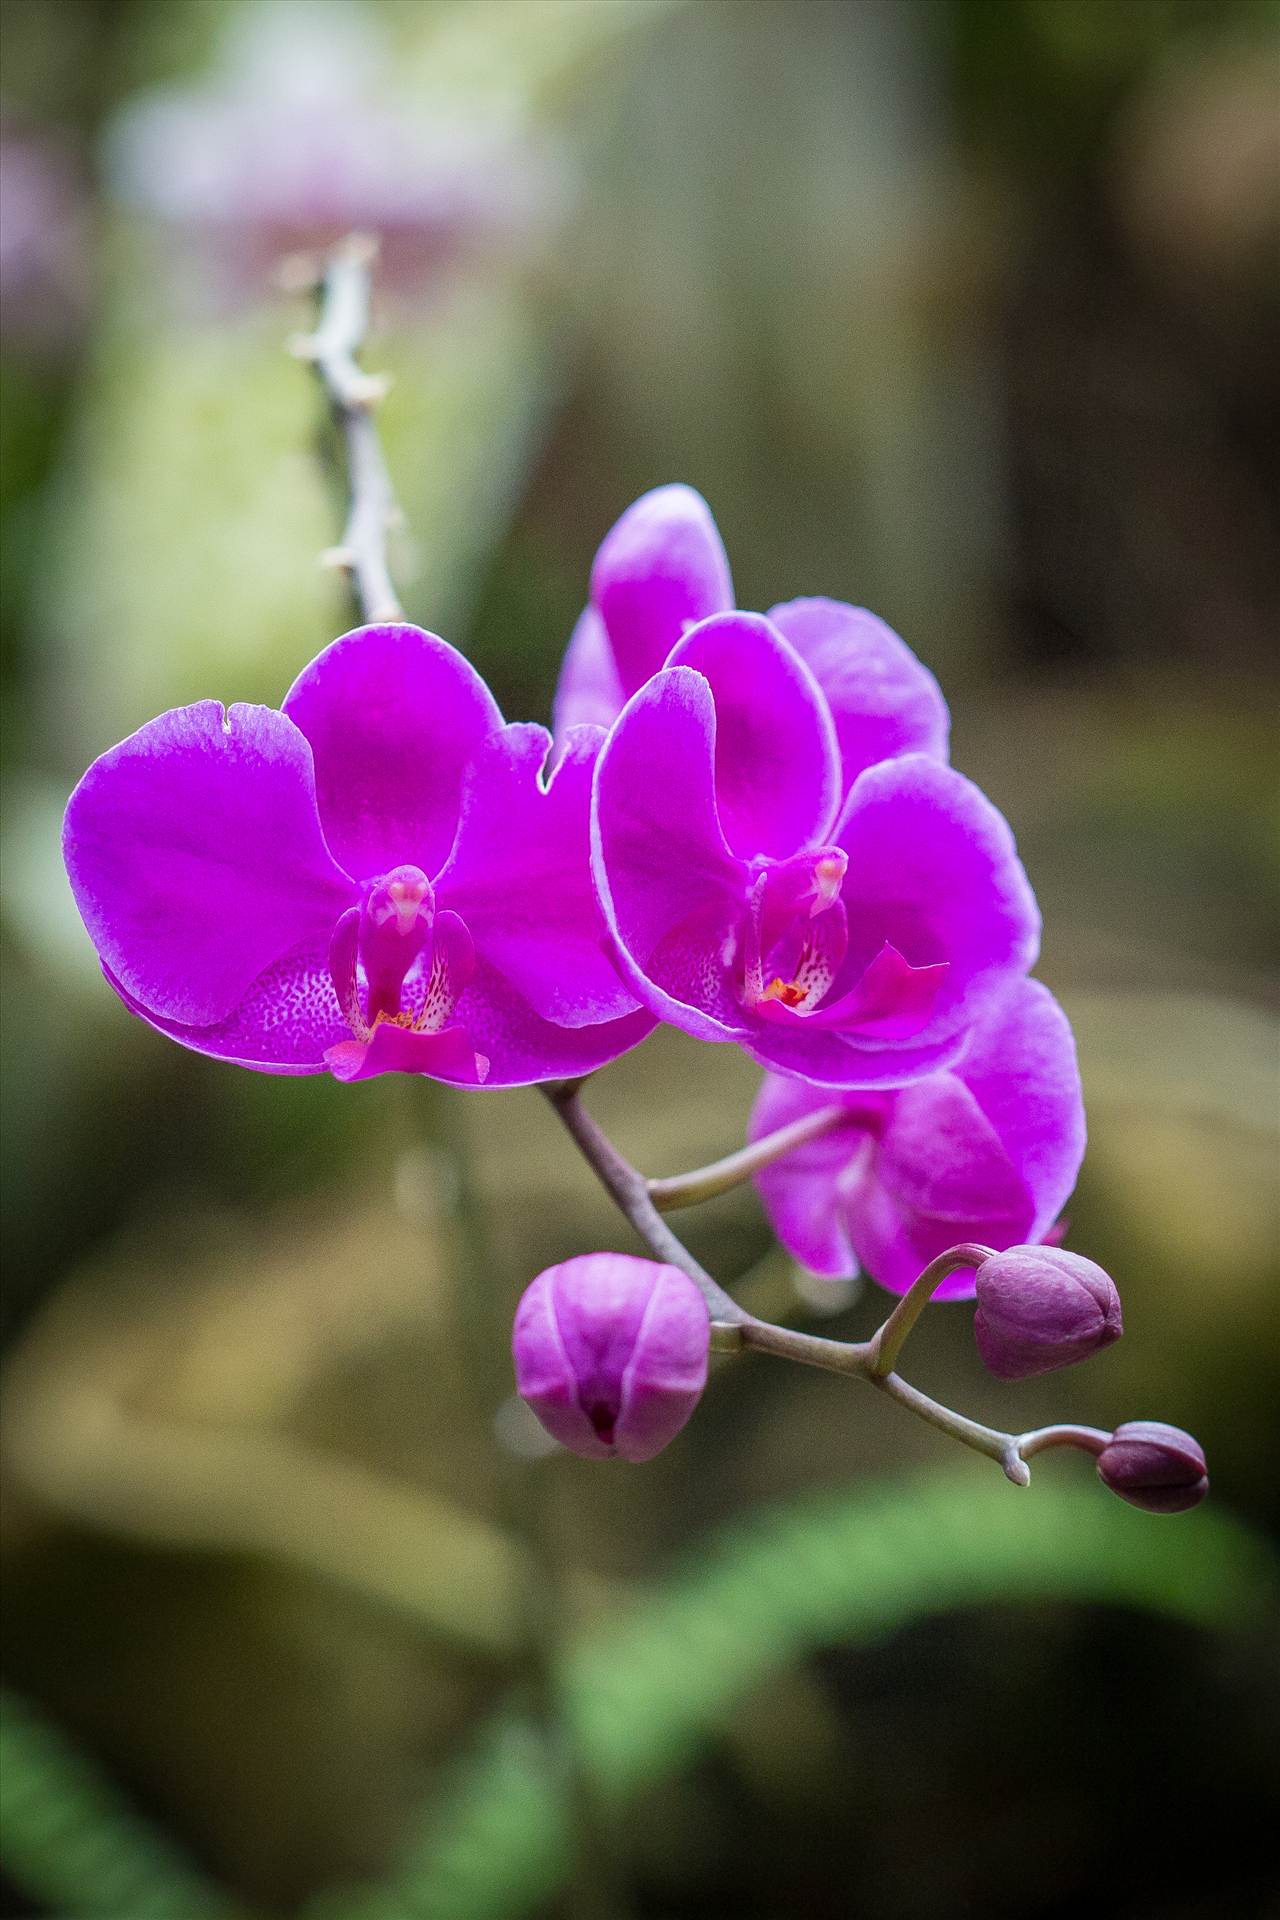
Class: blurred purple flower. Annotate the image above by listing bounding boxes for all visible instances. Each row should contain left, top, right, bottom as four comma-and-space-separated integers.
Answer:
63, 624, 651, 1085
103, 1, 563, 301
556, 485, 950, 799
972, 1245, 1122, 1379
591, 604, 1038, 1087
1097, 1422, 1209, 1515
513, 1252, 709, 1462
0, 110, 89, 352
750, 980, 1084, 1295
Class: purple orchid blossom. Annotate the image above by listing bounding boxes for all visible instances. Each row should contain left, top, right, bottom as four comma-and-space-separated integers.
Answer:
63, 623, 652, 1086
104, 0, 561, 308
749, 979, 1085, 1297
590, 607, 1040, 1087
554, 484, 950, 800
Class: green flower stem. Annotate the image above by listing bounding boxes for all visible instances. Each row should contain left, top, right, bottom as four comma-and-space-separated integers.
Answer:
541, 1080, 748, 1327
1017, 1423, 1110, 1460
647, 1103, 848, 1211
865, 1243, 993, 1378
872, 1372, 1031, 1485
734, 1319, 1029, 1484
543, 1083, 1034, 1488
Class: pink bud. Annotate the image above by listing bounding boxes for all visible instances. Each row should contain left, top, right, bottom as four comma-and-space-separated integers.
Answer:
973, 1246, 1122, 1380
1097, 1421, 1209, 1515
512, 1253, 709, 1462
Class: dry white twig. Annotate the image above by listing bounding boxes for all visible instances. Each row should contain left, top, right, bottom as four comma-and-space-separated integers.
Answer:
289, 233, 403, 623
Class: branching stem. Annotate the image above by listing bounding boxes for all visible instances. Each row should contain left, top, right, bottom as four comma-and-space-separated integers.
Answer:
648, 1103, 848, 1211
867, 1243, 991, 1378
541, 1081, 746, 1327
543, 1081, 1097, 1489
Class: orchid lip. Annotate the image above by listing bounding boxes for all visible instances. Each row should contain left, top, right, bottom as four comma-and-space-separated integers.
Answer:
735, 852, 951, 1037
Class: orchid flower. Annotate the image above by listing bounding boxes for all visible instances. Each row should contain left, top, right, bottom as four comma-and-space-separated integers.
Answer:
63, 623, 652, 1085
749, 979, 1086, 1295
591, 608, 1040, 1087
554, 483, 950, 801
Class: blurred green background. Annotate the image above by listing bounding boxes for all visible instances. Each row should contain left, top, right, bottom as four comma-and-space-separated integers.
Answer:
2, 2, 1278, 1916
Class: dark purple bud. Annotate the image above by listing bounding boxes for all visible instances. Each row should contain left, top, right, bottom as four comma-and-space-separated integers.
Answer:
512, 1253, 709, 1463
1097, 1421, 1209, 1514
973, 1246, 1122, 1380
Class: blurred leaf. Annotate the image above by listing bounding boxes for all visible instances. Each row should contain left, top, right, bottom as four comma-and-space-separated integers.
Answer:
0, 1688, 241, 1918
3, 1468, 1273, 1917
315, 1469, 1276, 1920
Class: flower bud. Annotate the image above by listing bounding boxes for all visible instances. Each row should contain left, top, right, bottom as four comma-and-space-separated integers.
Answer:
512, 1253, 710, 1462
1097, 1421, 1209, 1514
972, 1246, 1122, 1380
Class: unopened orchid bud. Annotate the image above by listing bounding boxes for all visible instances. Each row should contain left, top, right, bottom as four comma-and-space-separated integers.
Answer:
512, 1253, 710, 1463
1097, 1421, 1209, 1514
973, 1246, 1122, 1380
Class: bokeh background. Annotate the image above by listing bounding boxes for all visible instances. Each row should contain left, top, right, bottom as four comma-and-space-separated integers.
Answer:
2, 2, 1278, 1916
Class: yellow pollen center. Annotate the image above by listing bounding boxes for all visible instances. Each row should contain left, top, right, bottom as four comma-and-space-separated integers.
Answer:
763, 977, 807, 1009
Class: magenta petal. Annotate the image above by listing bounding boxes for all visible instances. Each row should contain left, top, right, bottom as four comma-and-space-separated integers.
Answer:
750, 1073, 880, 1277
644, 898, 752, 1038
282, 623, 503, 883
104, 944, 348, 1075
853, 1074, 1035, 1296
64, 701, 355, 1026
751, 941, 947, 1035
833, 755, 1040, 1051
553, 606, 626, 738
411, 909, 476, 1031
947, 978, 1086, 1245
768, 598, 949, 793
750, 981, 1085, 1296
750, 1064, 1021, 1290
839, 944, 949, 1035
453, 955, 654, 1087
668, 613, 839, 860
328, 907, 362, 1034
592, 665, 748, 1043
325, 1021, 489, 1085
437, 722, 639, 1028
742, 1018, 966, 1090
590, 484, 733, 699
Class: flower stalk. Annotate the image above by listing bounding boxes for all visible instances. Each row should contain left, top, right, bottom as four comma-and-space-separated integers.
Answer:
544, 1080, 1097, 1491
867, 1244, 992, 1378
290, 231, 403, 623
647, 1102, 848, 1212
